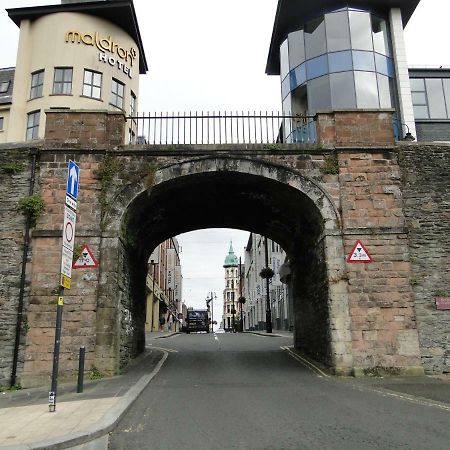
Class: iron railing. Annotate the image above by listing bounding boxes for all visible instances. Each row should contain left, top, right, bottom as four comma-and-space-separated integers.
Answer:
127, 112, 317, 145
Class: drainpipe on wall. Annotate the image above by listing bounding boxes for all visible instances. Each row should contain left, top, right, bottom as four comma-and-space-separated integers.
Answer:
10, 149, 38, 387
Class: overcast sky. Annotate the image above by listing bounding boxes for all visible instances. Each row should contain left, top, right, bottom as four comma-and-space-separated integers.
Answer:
1, 0, 449, 317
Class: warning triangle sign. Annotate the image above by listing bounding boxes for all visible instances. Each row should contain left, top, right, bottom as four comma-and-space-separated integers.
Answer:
73, 244, 99, 269
347, 240, 373, 263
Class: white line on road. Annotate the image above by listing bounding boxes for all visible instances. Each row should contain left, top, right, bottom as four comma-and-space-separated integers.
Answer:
281, 346, 329, 378
146, 345, 178, 353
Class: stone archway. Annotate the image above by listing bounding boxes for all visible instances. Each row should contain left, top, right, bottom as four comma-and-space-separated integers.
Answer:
94, 156, 353, 375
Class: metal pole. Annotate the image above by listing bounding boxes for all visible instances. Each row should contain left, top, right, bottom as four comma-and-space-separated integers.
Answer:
264, 237, 273, 333
232, 284, 236, 333
239, 257, 243, 332
152, 261, 156, 331
211, 292, 214, 332
77, 346, 85, 394
49, 285, 64, 412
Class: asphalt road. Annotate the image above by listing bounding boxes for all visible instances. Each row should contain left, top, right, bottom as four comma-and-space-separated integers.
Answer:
108, 332, 450, 450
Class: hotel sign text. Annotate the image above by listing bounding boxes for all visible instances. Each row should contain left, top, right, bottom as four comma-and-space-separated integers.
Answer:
65, 31, 137, 79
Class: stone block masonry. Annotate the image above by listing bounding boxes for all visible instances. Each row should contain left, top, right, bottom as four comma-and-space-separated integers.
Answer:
0, 125, 449, 385
399, 144, 450, 374
0, 148, 33, 386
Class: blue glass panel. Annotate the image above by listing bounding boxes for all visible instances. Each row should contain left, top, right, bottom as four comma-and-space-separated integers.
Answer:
281, 75, 291, 100
374, 53, 394, 77
290, 63, 306, 90
306, 54, 328, 80
352, 51, 375, 71
328, 51, 353, 73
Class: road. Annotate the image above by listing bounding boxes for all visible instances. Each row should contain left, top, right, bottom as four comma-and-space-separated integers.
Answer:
108, 332, 450, 450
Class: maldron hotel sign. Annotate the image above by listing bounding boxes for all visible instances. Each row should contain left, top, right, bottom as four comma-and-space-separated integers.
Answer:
65, 31, 137, 79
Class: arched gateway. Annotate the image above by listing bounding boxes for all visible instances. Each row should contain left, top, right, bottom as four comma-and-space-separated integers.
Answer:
12, 140, 425, 387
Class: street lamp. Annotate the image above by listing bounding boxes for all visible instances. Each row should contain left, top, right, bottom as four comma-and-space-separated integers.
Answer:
206, 292, 216, 332
260, 236, 273, 333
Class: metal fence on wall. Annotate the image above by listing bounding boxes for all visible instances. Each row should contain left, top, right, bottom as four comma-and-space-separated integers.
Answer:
127, 112, 317, 145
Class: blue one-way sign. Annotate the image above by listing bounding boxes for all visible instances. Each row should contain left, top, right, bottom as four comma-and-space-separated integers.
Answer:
66, 160, 80, 200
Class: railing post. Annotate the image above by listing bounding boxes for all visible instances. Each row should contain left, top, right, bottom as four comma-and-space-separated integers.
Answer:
77, 346, 85, 394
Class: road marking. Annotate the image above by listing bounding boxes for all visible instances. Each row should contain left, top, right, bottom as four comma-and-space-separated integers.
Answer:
146, 344, 178, 353
281, 346, 329, 378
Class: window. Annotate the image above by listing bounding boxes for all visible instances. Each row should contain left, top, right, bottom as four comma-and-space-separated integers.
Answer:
30, 70, 44, 99
280, 38, 290, 81
354, 71, 379, 108
53, 68, 72, 95
111, 78, 124, 108
0, 117, 4, 131
304, 17, 326, 60
426, 79, 447, 119
26, 110, 40, 140
83, 70, 102, 99
325, 11, 351, 53
130, 91, 136, 115
288, 30, 305, 70
328, 51, 353, 73
411, 78, 429, 119
0, 81, 9, 93
349, 11, 373, 51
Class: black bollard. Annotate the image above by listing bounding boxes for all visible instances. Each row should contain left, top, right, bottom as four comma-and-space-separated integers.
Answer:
77, 346, 85, 393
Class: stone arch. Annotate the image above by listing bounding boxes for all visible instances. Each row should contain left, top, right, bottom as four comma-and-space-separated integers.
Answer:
95, 156, 353, 375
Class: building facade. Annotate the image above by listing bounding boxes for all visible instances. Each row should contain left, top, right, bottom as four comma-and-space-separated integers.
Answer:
243, 233, 291, 331
0, 0, 147, 144
266, 0, 450, 143
222, 243, 241, 331
145, 237, 183, 333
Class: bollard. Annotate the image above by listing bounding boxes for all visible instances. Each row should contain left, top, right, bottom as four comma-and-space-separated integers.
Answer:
77, 346, 85, 393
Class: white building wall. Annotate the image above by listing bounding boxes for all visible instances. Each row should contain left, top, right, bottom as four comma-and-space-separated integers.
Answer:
390, 8, 417, 140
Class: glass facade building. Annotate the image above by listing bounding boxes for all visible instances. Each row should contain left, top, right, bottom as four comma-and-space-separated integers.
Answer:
280, 7, 396, 125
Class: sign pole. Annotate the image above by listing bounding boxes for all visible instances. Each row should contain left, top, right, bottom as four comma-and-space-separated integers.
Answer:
49, 160, 80, 412
49, 286, 64, 412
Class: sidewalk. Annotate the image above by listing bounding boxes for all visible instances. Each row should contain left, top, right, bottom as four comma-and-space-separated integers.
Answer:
0, 332, 178, 450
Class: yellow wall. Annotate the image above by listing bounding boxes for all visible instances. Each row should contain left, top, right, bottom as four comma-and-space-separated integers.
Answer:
8, 12, 140, 142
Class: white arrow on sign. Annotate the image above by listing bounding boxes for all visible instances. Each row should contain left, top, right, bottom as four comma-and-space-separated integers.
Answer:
69, 165, 78, 196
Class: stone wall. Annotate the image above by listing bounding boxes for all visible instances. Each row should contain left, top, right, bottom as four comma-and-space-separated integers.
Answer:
3, 137, 450, 385
399, 143, 450, 374
338, 150, 423, 375
0, 147, 33, 386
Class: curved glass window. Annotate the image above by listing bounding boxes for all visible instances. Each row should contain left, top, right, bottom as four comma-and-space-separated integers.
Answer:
306, 54, 328, 80
308, 75, 331, 114
291, 63, 306, 90
355, 71, 379, 108
304, 17, 326, 60
330, 72, 356, 108
328, 51, 353, 73
372, 16, 390, 56
349, 11, 373, 51
352, 51, 375, 72
280, 39, 290, 81
325, 11, 350, 52
377, 74, 392, 108
279, 8, 396, 116
375, 53, 394, 77
288, 30, 305, 70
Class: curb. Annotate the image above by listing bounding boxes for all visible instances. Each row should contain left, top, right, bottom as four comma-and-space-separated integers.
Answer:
2, 350, 168, 450
245, 331, 286, 338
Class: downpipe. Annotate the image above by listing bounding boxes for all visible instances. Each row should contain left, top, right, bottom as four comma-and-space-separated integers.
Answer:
10, 149, 38, 387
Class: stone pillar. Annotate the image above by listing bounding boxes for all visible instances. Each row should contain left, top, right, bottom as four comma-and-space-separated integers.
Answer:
45, 110, 126, 147
316, 110, 396, 146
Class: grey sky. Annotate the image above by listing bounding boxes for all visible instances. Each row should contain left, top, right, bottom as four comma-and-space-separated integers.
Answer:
1, 0, 449, 315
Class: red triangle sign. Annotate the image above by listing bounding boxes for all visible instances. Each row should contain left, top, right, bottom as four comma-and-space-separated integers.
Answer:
347, 240, 373, 263
72, 244, 99, 269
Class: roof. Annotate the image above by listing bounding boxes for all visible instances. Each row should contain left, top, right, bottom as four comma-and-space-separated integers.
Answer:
7, 0, 148, 74
266, 0, 421, 75
224, 242, 239, 267
0, 68, 15, 105
409, 67, 450, 78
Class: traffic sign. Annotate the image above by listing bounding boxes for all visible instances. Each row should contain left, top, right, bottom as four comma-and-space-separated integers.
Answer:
63, 205, 77, 252
65, 194, 77, 211
60, 246, 73, 279
73, 244, 99, 269
347, 240, 373, 263
60, 274, 71, 289
66, 160, 80, 200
